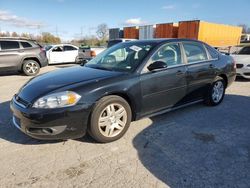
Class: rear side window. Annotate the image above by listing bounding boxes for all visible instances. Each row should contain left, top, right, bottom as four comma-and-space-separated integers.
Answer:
205, 45, 219, 59
21, 42, 32, 48
238, 47, 250, 55
183, 42, 208, 63
64, 45, 77, 51
0, 41, 20, 50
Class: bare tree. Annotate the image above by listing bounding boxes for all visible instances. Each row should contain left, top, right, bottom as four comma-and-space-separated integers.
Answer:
11, 32, 19, 37
96, 23, 108, 42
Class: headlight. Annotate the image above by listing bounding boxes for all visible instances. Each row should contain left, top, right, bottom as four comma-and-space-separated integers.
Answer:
33, 91, 81, 109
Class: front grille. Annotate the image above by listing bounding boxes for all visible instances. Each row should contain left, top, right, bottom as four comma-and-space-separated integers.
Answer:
236, 64, 244, 69
15, 95, 29, 108
244, 72, 250, 76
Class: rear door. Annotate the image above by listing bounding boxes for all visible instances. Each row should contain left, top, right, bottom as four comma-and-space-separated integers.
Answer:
140, 42, 187, 116
0, 40, 22, 69
63, 45, 78, 63
182, 42, 215, 101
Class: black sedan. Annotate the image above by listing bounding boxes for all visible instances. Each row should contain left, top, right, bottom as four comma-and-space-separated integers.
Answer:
11, 39, 236, 143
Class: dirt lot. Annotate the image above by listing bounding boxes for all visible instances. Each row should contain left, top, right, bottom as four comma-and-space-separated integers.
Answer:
0, 65, 250, 188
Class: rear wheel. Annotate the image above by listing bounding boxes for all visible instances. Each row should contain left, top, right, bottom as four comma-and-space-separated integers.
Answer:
205, 77, 225, 106
22, 60, 40, 76
89, 95, 132, 143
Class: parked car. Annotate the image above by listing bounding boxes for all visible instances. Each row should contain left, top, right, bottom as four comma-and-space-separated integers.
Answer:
0, 37, 48, 76
107, 38, 137, 48
78, 46, 105, 62
11, 39, 236, 143
46, 44, 79, 64
231, 46, 250, 79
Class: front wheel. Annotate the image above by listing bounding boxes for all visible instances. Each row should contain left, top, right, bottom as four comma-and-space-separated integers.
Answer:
89, 95, 132, 143
205, 78, 225, 106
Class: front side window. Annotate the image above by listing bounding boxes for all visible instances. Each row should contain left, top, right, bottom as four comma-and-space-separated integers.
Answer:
85, 42, 156, 72
149, 43, 182, 67
0, 41, 20, 50
183, 42, 208, 63
52, 46, 63, 52
64, 45, 77, 51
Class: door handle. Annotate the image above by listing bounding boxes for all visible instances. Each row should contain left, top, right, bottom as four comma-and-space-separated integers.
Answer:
18, 50, 25, 53
176, 70, 184, 76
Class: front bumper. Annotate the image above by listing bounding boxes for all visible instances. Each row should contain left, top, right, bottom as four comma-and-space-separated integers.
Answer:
10, 97, 92, 140
236, 65, 250, 79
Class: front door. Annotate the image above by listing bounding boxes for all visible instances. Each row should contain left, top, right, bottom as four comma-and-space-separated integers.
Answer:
140, 43, 187, 116
49, 46, 64, 64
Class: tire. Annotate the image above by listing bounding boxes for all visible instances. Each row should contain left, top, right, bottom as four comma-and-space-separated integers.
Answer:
22, 60, 40, 76
204, 77, 225, 106
89, 95, 132, 143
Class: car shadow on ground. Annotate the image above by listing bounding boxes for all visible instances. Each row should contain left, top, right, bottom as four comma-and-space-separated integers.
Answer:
133, 94, 250, 188
235, 77, 250, 82
0, 100, 95, 145
0, 71, 22, 76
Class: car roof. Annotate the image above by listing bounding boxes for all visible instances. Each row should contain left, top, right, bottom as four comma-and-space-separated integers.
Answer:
125, 38, 203, 45
0, 37, 36, 42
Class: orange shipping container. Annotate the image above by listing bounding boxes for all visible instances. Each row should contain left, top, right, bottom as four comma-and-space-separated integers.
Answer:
178, 20, 242, 47
155, 23, 178, 38
123, 26, 139, 39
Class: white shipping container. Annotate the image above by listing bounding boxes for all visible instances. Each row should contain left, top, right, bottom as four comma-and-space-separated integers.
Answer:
139, 25, 154, 40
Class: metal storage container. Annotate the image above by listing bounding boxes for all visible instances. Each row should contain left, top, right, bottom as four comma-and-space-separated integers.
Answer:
123, 26, 139, 39
139, 25, 154, 40
178, 20, 242, 47
109, 28, 122, 40
155, 23, 178, 38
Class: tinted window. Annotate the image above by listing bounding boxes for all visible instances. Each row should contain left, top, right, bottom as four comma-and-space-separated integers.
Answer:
0, 41, 20, 50
21, 42, 32, 48
238, 46, 250, 55
150, 43, 182, 67
64, 45, 77, 51
52, 46, 63, 52
206, 45, 219, 59
183, 43, 208, 63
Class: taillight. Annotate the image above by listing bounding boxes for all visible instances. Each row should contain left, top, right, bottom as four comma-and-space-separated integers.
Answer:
91, 50, 96, 57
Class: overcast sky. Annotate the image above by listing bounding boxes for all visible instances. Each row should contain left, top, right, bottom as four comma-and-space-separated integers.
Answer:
0, 0, 249, 41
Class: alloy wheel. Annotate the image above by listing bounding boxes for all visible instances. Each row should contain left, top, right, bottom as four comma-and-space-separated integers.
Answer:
212, 80, 224, 103
98, 103, 127, 138
25, 62, 39, 74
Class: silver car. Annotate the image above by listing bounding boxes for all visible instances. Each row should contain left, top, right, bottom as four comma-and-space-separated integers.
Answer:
0, 38, 48, 76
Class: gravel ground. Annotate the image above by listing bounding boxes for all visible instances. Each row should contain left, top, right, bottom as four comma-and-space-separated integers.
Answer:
0, 65, 250, 188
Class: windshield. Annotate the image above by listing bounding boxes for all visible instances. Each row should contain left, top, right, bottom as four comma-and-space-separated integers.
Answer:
238, 46, 250, 55
85, 42, 156, 72
45, 45, 53, 51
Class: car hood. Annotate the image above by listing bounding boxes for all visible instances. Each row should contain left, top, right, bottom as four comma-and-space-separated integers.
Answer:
231, 55, 250, 64
18, 66, 124, 102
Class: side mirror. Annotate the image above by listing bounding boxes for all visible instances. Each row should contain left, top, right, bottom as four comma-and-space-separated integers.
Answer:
147, 61, 167, 71
80, 59, 89, 66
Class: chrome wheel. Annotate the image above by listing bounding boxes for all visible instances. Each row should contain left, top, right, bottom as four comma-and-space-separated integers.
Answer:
98, 103, 127, 138
212, 80, 224, 103
25, 62, 39, 74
